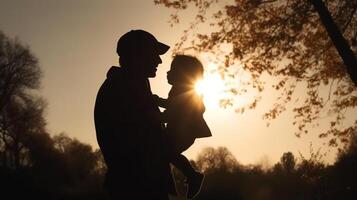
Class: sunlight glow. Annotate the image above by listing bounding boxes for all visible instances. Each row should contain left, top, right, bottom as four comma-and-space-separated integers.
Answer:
195, 74, 226, 109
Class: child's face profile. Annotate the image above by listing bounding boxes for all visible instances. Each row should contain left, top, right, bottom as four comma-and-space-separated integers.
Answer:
167, 55, 203, 86
166, 62, 182, 85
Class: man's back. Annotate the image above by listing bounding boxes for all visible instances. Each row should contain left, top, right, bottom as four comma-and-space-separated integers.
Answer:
94, 66, 171, 199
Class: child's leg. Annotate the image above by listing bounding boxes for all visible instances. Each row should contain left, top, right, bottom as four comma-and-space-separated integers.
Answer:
171, 154, 197, 178
167, 136, 196, 178
168, 138, 204, 199
171, 154, 204, 199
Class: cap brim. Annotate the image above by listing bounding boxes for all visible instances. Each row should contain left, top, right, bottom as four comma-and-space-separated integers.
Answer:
156, 42, 170, 55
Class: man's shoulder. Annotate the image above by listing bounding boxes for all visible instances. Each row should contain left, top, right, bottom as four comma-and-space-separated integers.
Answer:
105, 66, 126, 82
95, 67, 127, 102
99, 67, 128, 90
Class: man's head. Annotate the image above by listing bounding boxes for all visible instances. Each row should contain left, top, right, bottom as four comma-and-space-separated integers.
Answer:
116, 30, 169, 77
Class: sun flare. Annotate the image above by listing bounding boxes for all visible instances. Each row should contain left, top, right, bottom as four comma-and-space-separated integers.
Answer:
195, 74, 226, 109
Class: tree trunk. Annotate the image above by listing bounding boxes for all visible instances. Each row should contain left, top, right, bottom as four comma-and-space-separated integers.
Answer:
309, 0, 357, 85
14, 140, 20, 169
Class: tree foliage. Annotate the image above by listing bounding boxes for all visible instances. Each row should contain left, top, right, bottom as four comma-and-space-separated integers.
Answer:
276, 152, 296, 174
195, 146, 239, 173
0, 31, 46, 169
53, 133, 99, 184
177, 145, 357, 200
155, 0, 357, 148
0, 31, 41, 111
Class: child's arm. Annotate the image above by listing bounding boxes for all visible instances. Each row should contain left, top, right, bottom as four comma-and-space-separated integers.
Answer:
152, 94, 168, 108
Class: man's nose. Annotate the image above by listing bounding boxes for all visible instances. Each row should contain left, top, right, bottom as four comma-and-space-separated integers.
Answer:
158, 56, 162, 64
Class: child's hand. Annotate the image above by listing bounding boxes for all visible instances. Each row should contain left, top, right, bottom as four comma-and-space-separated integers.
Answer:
152, 94, 160, 103
152, 94, 168, 108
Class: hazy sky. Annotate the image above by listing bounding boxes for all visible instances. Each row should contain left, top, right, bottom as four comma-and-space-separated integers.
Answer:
0, 0, 347, 165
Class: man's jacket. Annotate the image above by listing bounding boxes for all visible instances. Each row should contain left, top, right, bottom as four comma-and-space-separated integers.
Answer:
94, 66, 175, 197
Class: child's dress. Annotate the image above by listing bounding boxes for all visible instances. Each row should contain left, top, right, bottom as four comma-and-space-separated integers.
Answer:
163, 87, 212, 154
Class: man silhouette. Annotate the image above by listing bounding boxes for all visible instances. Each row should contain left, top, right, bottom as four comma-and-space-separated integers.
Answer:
94, 30, 174, 199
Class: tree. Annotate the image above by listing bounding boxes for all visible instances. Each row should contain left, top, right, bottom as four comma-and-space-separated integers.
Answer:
0, 31, 41, 113
272, 152, 297, 185
92, 149, 107, 177
280, 152, 296, 174
53, 132, 73, 154
155, 0, 357, 148
330, 133, 357, 197
0, 31, 45, 169
53, 133, 98, 184
194, 147, 243, 200
309, 0, 357, 84
196, 146, 239, 172
1, 97, 47, 169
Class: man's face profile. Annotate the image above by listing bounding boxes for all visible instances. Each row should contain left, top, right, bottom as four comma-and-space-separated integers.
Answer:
128, 48, 163, 78
142, 51, 162, 78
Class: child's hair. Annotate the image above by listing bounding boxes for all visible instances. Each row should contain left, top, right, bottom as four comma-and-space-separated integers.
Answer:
171, 55, 204, 80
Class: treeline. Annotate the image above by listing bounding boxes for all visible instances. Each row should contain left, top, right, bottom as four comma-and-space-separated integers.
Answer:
171, 140, 357, 200
0, 132, 106, 200
1, 133, 357, 200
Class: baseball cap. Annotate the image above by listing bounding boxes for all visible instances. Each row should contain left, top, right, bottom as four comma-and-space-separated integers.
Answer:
116, 30, 170, 56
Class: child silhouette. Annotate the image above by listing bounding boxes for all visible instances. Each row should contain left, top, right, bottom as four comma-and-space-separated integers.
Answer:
154, 55, 212, 199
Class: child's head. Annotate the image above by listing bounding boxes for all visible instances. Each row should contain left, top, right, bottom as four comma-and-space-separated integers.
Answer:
167, 55, 204, 86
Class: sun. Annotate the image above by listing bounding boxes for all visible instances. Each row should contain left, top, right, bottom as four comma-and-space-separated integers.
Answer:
195, 74, 226, 109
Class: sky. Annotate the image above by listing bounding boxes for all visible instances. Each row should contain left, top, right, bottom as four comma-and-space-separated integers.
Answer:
0, 0, 348, 165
